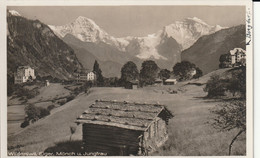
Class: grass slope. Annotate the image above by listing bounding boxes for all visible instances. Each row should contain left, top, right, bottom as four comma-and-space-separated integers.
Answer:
8, 69, 245, 155
8, 83, 72, 136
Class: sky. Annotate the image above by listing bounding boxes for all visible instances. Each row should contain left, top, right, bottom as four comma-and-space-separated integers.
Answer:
8, 6, 245, 37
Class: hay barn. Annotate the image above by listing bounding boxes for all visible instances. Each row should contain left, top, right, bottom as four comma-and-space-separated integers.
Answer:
124, 80, 139, 89
154, 78, 163, 86
164, 79, 177, 85
76, 100, 174, 156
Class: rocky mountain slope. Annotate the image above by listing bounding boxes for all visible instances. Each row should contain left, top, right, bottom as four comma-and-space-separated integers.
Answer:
181, 25, 246, 74
7, 10, 83, 81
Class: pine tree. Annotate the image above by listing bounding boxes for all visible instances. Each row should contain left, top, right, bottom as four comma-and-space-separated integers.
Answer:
93, 60, 104, 85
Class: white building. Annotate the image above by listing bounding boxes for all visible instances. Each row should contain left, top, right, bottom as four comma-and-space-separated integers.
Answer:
87, 72, 96, 81
77, 71, 96, 82
230, 48, 246, 66
14, 66, 36, 84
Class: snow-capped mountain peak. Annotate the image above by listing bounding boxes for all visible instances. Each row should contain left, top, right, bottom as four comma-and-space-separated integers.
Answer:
49, 16, 110, 43
74, 16, 101, 31
161, 17, 226, 49
49, 16, 226, 60
8, 10, 21, 16
185, 17, 209, 26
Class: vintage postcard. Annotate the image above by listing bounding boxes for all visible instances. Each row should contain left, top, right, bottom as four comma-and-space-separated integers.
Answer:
1, 0, 253, 157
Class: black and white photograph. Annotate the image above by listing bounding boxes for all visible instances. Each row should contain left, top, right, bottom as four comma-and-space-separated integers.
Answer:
3, 2, 253, 157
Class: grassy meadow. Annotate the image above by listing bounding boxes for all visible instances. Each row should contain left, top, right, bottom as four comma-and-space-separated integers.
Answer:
7, 68, 246, 156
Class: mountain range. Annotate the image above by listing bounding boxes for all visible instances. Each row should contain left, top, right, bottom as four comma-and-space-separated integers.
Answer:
49, 16, 226, 77
8, 10, 245, 79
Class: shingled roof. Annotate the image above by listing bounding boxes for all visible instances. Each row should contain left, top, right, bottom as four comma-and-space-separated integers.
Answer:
76, 100, 173, 131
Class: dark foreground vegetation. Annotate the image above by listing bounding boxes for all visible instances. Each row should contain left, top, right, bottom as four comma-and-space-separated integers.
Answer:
44, 140, 108, 156
204, 66, 246, 155
19, 81, 92, 128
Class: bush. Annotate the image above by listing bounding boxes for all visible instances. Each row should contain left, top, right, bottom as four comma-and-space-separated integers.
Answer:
66, 95, 75, 102
47, 105, 55, 111
39, 107, 50, 118
219, 53, 231, 68
193, 67, 203, 79
14, 86, 39, 99
25, 104, 50, 123
20, 120, 29, 128
103, 77, 120, 87
204, 67, 246, 98
25, 104, 40, 122
204, 74, 227, 98
58, 99, 67, 106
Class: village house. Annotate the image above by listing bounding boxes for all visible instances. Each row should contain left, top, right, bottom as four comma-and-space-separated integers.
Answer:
77, 71, 96, 82
76, 100, 174, 156
87, 71, 96, 81
14, 66, 36, 84
230, 48, 246, 66
164, 79, 177, 85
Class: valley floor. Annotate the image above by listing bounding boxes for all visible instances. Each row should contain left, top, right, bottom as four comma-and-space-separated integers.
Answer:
7, 69, 246, 156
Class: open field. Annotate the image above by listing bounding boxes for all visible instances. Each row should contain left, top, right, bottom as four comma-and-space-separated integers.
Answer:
7, 69, 246, 156
7, 83, 74, 136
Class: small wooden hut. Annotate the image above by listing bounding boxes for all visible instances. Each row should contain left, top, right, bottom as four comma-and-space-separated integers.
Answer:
164, 79, 177, 85
76, 100, 173, 156
124, 80, 139, 89
154, 78, 163, 86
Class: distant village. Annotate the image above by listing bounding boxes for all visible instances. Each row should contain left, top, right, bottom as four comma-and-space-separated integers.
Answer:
13, 47, 246, 90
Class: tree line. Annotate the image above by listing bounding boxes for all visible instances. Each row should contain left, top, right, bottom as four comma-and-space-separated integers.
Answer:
92, 60, 203, 87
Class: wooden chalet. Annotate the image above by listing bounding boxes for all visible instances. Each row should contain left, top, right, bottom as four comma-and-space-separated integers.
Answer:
76, 100, 174, 156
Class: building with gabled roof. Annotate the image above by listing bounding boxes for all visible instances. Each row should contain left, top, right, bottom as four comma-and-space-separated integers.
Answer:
76, 71, 96, 83
14, 66, 36, 84
76, 100, 174, 156
230, 48, 246, 66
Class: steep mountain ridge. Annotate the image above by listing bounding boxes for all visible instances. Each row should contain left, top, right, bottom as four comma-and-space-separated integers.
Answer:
181, 25, 246, 74
7, 11, 83, 81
